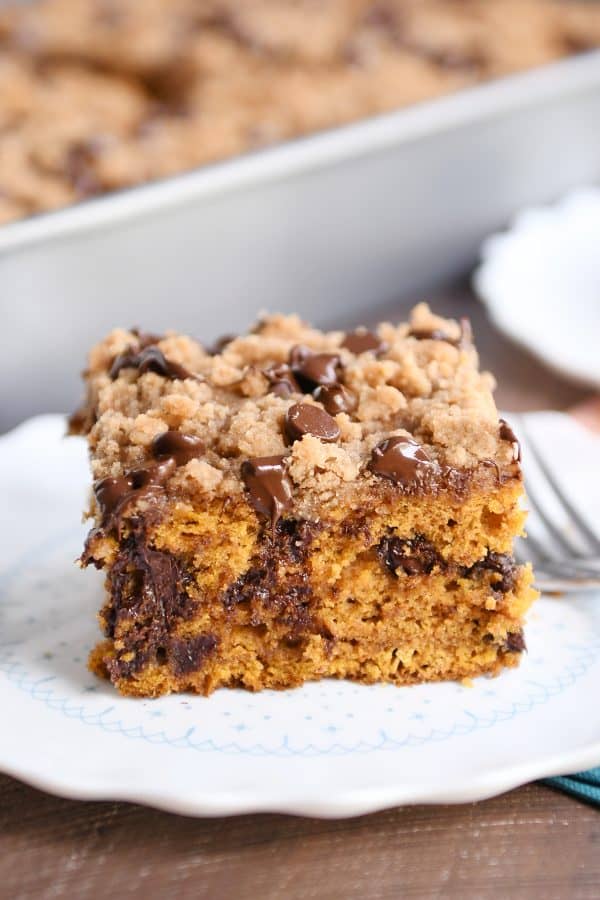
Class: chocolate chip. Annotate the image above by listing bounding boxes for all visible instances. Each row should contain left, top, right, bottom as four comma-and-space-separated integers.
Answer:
94, 475, 135, 519
110, 347, 194, 381
409, 328, 451, 342
93, 430, 204, 534
152, 430, 205, 466
93, 457, 176, 531
504, 631, 526, 653
168, 634, 218, 676
96, 522, 200, 679
499, 418, 521, 463
369, 436, 433, 486
465, 551, 518, 594
376, 533, 441, 577
289, 346, 342, 392
285, 403, 340, 444
409, 318, 472, 348
241, 455, 293, 528
263, 363, 301, 397
313, 383, 357, 416
342, 329, 386, 356
129, 458, 177, 490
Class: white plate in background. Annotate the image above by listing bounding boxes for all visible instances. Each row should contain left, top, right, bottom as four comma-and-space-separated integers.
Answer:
474, 187, 600, 389
1, 415, 599, 818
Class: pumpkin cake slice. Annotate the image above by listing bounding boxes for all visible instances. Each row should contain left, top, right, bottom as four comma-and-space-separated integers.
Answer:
71, 303, 536, 697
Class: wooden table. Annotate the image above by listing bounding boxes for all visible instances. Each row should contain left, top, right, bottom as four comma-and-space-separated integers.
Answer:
1, 287, 596, 900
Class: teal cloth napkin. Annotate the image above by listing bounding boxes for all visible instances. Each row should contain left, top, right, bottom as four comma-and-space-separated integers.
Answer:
544, 768, 600, 806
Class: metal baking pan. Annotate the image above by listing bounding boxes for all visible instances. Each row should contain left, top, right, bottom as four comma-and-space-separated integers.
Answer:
1, 52, 600, 431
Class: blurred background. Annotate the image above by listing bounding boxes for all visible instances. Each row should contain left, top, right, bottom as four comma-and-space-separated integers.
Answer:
1, 0, 599, 430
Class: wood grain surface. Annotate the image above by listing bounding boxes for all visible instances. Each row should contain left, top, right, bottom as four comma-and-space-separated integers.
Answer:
1, 777, 599, 900
1, 286, 597, 900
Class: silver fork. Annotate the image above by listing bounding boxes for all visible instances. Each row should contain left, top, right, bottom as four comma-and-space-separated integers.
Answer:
513, 417, 600, 593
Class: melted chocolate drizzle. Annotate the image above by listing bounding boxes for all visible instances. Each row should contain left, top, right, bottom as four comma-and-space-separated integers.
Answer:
93, 457, 177, 533
93, 430, 205, 533
369, 436, 433, 487
241, 455, 293, 529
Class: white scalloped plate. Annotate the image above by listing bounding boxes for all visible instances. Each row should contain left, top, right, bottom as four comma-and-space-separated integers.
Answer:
1, 415, 600, 818
474, 187, 600, 389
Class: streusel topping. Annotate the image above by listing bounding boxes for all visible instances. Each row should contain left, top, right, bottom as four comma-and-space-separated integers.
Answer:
73, 304, 517, 518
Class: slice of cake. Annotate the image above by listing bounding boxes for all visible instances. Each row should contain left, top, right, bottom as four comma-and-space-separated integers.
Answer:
71, 304, 537, 697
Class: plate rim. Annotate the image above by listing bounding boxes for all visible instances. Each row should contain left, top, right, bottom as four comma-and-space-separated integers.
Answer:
1, 739, 600, 818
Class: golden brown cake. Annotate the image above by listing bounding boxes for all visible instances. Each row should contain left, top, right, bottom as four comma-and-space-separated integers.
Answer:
1, 0, 599, 224
71, 304, 537, 697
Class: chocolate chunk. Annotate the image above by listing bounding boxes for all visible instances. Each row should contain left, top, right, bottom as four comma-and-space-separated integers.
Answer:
499, 418, 521, 463
110, 346, 194, 381
289, 346, 342, 392
93, 457, 176, 531
168, 634, 218, 676
409, 318, 472, 348
376, 533, 441, 577
263, 363, 301, 397
241, 455, 293, 527
285, 403, 340, 444
342, 329, 386, 356
100, 522, 198, 679
369, 436, 433, 487
504, 631, 526, 653
467, 551, 518, 594
129, 458, 177, 490
313, 383, 357, 416
152, 430, 205, 466
94, 431, 204, 534
94, 474, 135, 519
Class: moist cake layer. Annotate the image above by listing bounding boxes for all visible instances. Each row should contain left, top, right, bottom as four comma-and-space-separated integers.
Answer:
1, 0, 599, 224
73, 303, 537, 697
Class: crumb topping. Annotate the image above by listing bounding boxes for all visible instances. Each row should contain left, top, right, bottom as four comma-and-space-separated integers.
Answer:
73, 303, 519, 522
